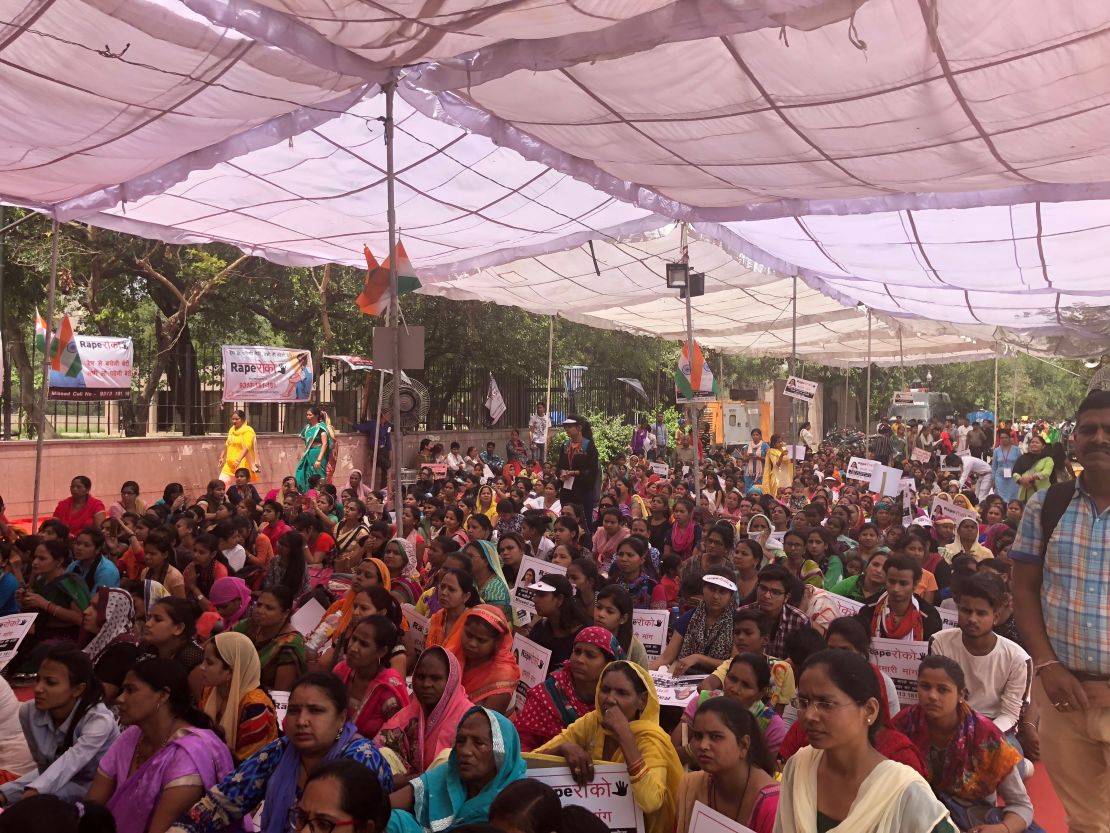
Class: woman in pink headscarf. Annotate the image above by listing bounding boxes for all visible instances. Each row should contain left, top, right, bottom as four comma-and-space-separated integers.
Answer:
209, 576, 252, 631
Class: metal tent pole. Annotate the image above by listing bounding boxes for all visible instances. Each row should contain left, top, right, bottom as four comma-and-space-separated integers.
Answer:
32, 218, 59, 531
790, 273, 797, 446
993, 354, 999, 428
0, 204, 9, 440
843, 367, 849, 427
368, 368, 386, 494
898, 328, 905, 390
865, 310, 873, 435
385, 80, 404, 521
544, 315, 554, 421
681, 224, 699, 497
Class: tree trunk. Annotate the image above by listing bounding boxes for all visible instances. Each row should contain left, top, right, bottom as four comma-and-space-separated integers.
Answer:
10, 330, 57, 439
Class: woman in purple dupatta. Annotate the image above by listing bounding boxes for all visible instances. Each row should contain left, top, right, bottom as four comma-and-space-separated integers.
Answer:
86, 658, 233, 833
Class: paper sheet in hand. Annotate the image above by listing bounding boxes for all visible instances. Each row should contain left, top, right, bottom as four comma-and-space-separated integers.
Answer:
650, 461, 670, 477
510, 555, 568, 628
930, 498, 979, 524
870, 638, 928, 706
511, 633, 551, 711
689, 800, 757, 833
0, 613, 36, 671
401, 603, 429, 653
845, 456, 877, 482
632, 608, 669, 659
271, 689, 289, 728
290, 597, 326, 636
650, 670, 703, 707
789, 445, 806, 461
911, 447, 932, 464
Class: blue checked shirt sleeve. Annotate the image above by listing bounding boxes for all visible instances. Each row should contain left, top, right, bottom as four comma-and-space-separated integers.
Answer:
1009, 489, 1046, 564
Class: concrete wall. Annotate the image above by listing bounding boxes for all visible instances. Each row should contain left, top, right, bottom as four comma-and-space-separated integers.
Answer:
398, 429, 519, 463
0, 434, 369, 519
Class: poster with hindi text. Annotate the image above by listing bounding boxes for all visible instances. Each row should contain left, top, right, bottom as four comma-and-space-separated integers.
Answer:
222, 345, 314, 402
511, 634, 551, 711
510, 555, 567, 628
632, 608, 670, 660
48, 336, 133, 401
869, 637, 928, 707
526, 762, 644, 833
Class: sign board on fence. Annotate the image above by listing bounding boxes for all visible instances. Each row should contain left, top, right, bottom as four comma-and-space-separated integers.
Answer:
893, 391, 916, 405
48, 335, 133, 401
911, 447, 932, 464
783, 376, 818, 402
271, 689, 290, 729
510, 556, 568, 628
844, 456, 877, 482
829, 593, 863, 618
649, 670, 703, 707
632, 608, 670, 660
930, 498, 979, 525
650, 461, 670, 477
869, 637, 928, 707
868, 464, 903, 497
511, 634, 552, 711
222, 345, 315, 402
526, 763, 644, 833
0, 613, 36, 671
324, 354, 375, 371
937, 607, 959, 630
689, 800, 757, 833
401, 604, 429, 654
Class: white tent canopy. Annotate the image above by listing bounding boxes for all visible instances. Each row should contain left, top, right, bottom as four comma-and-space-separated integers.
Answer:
2, 0, 1108, 365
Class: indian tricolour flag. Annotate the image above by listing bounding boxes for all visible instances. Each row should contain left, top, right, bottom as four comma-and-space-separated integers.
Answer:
50, 313, 82, 378
356, 239, 421, 316
675, 340, 720, 402
34, 308, 49, 355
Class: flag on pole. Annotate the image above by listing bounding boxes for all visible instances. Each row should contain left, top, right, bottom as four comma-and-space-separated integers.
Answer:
486, 373, 507, 424
563, 365, 588, 394
34, 308, 48, 355
356, 240, 421, 316
675, 340, 719, 401
50, 314, 82, 378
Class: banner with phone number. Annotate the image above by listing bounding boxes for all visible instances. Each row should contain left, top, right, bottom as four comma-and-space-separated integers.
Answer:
222, 345, 314, 402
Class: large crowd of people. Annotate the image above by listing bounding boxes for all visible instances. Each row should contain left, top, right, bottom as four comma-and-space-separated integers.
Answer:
0, 389, 1106, 833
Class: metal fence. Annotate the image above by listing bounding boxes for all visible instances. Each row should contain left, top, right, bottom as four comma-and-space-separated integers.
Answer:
2, 339, 674, 438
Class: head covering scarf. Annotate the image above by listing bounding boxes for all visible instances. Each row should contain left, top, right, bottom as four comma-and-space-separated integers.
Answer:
348, 469, 373, 501
677, 598, 735, 663
982, 523, 1014, 555
82, 587, 136, 662
446, 605, 520, 706
366, 557, 392, 589
373, 646, 475, 774
400, 706, 525, 833
472, 539, 509, 588
388, 537, 420, 580
203, 631, 263, 754
893, 702, 1022, 802
532, 661, 683, 833
262, 721, 359, 833
142, 579, 170, 612
573, 625, 625, 661
209, 577, 252, 629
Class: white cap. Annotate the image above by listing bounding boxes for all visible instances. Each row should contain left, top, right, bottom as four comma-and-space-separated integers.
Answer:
703, 574, 738, 593
526, 581, 557, 593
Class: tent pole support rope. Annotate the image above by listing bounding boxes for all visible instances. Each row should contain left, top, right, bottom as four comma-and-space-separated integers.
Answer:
385, 79, 404, 518
32, 217, 59, 532
865, 310, 872, 434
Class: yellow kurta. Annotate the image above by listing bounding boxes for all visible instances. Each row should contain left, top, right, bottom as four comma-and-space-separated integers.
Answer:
762, 446, 794, 498
221, 424, 259, 481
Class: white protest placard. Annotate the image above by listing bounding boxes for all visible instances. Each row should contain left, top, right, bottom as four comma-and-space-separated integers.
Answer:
898, 477, 916, 494
869, 638, 928, 707
290, 597, 327, 636
930, 497, 979, 525
902, 487, 914, 527
893, 391, 915, 405
47, 334, 133, 401
689, 800, 758, 833
428, 463, 448, 479
937, 607, 959, 630
271, 689, 290, 730
829, 593, 863, 618
527, 763, 645, 833
221, 345, 315, 402
650, 461, 670, 477
649, 670, 703, 707
631, 608, 670, 660
401, 603, 429, 654
511, 634, 552, 711
0, 613, 36, 671
868, 464, 903, 497
911, 447, 932, 464
845, 456, 877, 482
789, 445, 807, 462
783, 376, 818, 402
510, 555, 567, 628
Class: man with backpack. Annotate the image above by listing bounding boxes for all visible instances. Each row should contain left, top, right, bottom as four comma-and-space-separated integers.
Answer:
1012, 388, 1110, 833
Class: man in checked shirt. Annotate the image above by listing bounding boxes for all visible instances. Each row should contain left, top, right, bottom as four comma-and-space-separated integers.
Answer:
1012, 389, 1110, 833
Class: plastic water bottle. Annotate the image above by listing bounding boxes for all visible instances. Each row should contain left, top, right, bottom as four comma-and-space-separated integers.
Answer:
306, 612, 340, 654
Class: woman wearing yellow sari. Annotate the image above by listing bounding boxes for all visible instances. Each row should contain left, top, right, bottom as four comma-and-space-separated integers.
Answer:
219, 410, 259, 484
530, 661, 682, 833
762, 433, 794, 499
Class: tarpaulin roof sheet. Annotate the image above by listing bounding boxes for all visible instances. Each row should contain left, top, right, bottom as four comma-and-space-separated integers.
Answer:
1, 0, 1108, 365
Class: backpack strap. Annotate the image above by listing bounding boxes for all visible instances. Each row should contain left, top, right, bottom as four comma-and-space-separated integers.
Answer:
1039, 481, 1078, 560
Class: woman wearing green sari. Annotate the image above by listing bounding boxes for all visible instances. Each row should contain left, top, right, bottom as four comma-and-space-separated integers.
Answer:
296, 406, 334, 493
22, 538, 91, 646
464, 540, 512, 622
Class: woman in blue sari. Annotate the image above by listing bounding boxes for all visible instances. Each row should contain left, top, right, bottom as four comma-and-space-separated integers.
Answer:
296, 407, 333, 493
387, 706, 526, 833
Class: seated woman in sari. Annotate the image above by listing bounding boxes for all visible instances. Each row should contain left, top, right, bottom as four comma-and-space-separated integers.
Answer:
676, 697, 779, 833
387, 706, 526, 833
81, 586, 138, 665
198, 632, 278, 764
87, 658, 232, 833
444, 605, 520, 714
530, 661, 683, 833
374, 646, 474, 785
512, 626, 622, 751
168, 672, 393, 833
333, 615, 409, 737
20, 538, 91, 647
465, 540, 512, 621
775, 649, 954, 833
383, 538, 422, 607
892, 657, 1041, 833
232, 586, 306, 691
307, 558, 389, 670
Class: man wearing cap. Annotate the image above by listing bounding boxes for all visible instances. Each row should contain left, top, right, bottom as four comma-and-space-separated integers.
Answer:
1012, 389, 1110, 833
557, 415, 599, 532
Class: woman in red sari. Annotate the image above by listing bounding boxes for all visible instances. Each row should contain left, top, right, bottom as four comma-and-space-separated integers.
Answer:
332, 614, 409, 737
512, 626, 623, 751
52, 476, 106, 536
445, 604, 520, 714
